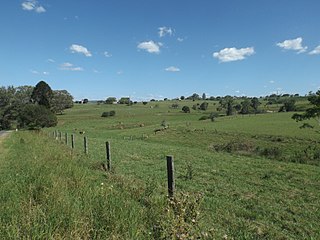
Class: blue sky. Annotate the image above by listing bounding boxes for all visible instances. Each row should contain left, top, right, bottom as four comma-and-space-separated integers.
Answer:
1, 0, 320, 100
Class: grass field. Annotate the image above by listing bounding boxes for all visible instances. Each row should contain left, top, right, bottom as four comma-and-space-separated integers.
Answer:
1, 100, 320, 239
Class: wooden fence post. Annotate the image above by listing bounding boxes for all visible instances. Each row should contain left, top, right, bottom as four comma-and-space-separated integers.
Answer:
65, 133, 68, 145
55, 130, 58, 140
71, 134, 75, 149
106, 141, 111, 171
84, 137, 88, 154
166, 155, 175, 198
59, 131, 62, 141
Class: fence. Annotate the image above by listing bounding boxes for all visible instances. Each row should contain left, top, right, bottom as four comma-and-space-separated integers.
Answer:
49, 130, 176, 198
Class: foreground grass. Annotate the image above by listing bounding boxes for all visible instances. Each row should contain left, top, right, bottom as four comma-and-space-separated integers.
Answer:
1, 101, 320, 238
0, 132, 152, 239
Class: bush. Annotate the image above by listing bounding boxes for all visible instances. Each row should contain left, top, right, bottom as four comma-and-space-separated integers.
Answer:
199, 116, 209, 121
18, 104, 57, 129
182, 106, 190, 113
258, 147, 282, 159
101, 111, 116, 118
209, 112, 219, 122
199, 102, 208, 111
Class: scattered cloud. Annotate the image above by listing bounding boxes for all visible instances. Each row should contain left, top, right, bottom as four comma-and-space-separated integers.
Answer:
269, 80, 275, 84
213, 47, 255, 62
70, 44, 92, 57
104, 51, 112, 57
93, 69, 99, 73
309, 45, 320, 55
22, 0, 46, 13
117, 70, 123, 75
165, 66, 180, 72
47, 58, 55, 63
30, 70, 39, 74
177, 37, 184, 42
137, 41, 162, 54
30, 70, 49, 75
158, 27, 174, 37
60, 62, 83, 71
276, 37, 307, 53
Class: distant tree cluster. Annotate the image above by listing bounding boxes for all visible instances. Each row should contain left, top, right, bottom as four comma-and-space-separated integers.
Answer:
0, 81, 73, 130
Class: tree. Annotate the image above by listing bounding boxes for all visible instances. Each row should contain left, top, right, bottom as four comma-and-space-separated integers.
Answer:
118, 97, 130, 104
199, 102, 208, 111
240, 99, 251, 114
30, 81, 53, 109
83, 98, 89, 104
180, 96, 185, 100
219, 96, 234, 116
292, 90, 320, 127
251, 97, 261, 113
106, 97, 117, 104
279, 98, 296, 112
18, 104, 57, 130
202, 93, 206, 100
182, 106, 190, 113
51, 90, 74, 114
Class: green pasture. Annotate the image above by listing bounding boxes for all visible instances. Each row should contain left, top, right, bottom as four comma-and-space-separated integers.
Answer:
1, 99, 319, 239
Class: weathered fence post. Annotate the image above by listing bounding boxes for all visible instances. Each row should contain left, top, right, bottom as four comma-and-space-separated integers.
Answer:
71, 134, 75, 149
55, 130, 58, 140
59, 131, 62, 141
84, 136, 88, 154
65, 133, 68, 145
166, 155, 175, 198
106, 141, 111, 171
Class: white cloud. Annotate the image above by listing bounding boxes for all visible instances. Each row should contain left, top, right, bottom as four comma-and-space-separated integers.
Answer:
165, 66, 180, 72
269, 80, 275, 84
30, 70, 39, 74
158, 26, 174, 37
60, 62, 83, 71
309, 45, 320, 55
213, 47, 255, 62
276, 37, 307, 53
104, 51, 112, 57
47, 58, 55, 63
22, 0, 46, 13
137, 41, 161, 54
177, 37, 184, 42
70, 44, 92, 57
43, 71, 49, 75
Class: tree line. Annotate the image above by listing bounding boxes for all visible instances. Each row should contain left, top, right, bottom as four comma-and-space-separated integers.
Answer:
0, 81, 73, 130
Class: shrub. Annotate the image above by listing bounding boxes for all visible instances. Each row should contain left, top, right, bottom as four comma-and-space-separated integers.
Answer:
18, 104, 57, 129
199, 102, 208, 111
199, 116, 209, 121
209, 112, 219, 122
101, 110, 116, 118
142, 101, 148, 105
101, 112, 110, 117
182, 106, 190, 113
258, 147, 282, 159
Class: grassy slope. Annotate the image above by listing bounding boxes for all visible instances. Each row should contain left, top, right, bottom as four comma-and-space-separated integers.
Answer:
52, 102, 320, 238
1, 100, 320, 239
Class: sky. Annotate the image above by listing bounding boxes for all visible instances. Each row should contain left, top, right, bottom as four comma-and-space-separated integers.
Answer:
1, 0, 320, 101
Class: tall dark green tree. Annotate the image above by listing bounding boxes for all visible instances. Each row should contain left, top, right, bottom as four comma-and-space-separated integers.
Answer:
30, 81, 53, 109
